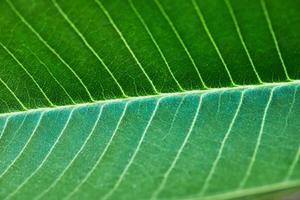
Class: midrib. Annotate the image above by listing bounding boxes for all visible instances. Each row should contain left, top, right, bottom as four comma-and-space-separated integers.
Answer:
1, 80, 299, 118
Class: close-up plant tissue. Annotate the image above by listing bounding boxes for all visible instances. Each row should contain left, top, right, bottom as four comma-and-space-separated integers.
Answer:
0, 0, 299, 199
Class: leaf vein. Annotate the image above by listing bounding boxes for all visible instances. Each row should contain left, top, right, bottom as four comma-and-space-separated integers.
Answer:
95, 0, 159, 94
239, 87, 276, 188
192, 0, 236, 86
260, 0, 291, 81
154, 0, 208, 89
0, 78, 27, 110
63, 102, 129, 200
51, 0, 128, 98
4, 108, 75, 200
150, 94, 205, 200
0, 112, 45, 179
199, 89, 246, 195
5, 0, 95, 101
128, 0, 184, 92
33, 105, 104, 200
0, 42, 54, 107
224, 0, 263, 84
102, 97, 163, 200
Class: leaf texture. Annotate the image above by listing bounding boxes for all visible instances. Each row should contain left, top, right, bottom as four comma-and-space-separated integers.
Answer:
0, 0, 300, 199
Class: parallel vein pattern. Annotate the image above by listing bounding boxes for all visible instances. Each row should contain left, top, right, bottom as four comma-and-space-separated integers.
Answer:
5, 0, 95, 102
0, 0, 300, 199
224, 0, 263, 84
192, 0, 236, 86
0, 83, 299, 200
128, 0, 184, 92
154, 0, 208, 89
51, 0, 127, 98
0, 0, 298, 112
95, 0, 159, 94
0, 43, 54, 107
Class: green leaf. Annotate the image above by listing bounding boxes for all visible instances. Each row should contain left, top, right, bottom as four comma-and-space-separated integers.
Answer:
0, 0, 299, 199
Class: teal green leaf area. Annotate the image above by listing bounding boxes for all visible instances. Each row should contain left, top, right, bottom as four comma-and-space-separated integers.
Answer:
0, 0, 300, 199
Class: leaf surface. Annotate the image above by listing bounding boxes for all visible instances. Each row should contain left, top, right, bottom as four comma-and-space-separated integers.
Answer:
0, 0, 300, 199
